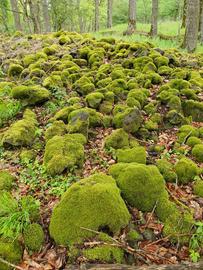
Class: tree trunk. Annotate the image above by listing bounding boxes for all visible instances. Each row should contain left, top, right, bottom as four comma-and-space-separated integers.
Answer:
10, 0, 22, 31
126, 0, 136, 35
200, 0, 203, 43
28, 0, 41, 33
182, 0, 200, 52
181, 0, 187, 28
94, 0, 99, 31
0, 0, 9, 32
42, 0, 51, 32
107, 0, 113, 28
150, 0, 158, 37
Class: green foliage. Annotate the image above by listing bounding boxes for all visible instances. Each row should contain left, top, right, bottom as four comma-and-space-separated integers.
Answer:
189, 222, 203, 262
0, 99, 21, 127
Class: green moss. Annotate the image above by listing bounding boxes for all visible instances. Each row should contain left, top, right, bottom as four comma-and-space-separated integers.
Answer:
168, 96, 181, 111
182, 100, 203, 122
99, 101, 113, 115
59, 35, 71, 45
126, 97, 141, 108
73, 77, 95, 96
174, 157, 198, 184
23, 223, 44, 252
51, 105, 80, 123
43, 75, 63, 90
20, 149, 37, 163
178, 125, 199, 143
8, 64, 23, 77
109, 163, 167, 212
181, 89, 198, 100
45, 121, 67, 141
43, 134, 86, 176
29, 68, 46, 78
11, 85, 50, 105
116, 146, 146, 164
165, 110, 185, 126
49, 173, 130, 246
193, 180, 203, 197
169, 79, 191, 90
127, 89, 148, 107
105, 129, 129, 149
83, 245, 124, 264
192, 144, 203, 162
154, 56, 169, 68
199, 127, 203, 138
143, 62, 157, 73
85, 92, 104, 109
186, 136, 202, 147
0, 171, 15, 191
0, 238, 22, 270
1, 109, 38, 147
156, 159, 177, 182
144, 102, 157, 115
158, 66, 172, 75
43, 45, 57, 55
67, 110, 89, 137
145, 120, 158, 130
113, 107, 143, 133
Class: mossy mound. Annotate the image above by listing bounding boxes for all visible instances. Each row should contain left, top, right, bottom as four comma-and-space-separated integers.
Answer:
177, 125, 199, 143
174, 157, 198, 184
43, 134, 86, 176
45, 120, 67, 141
49, 173, 130, 246
183, 100, 203, 122
11, 85, 50, 105
0, 171, 15, 191
193, 180, 203, 197
23, 223, 45, 252
192, 144, 203, 162
0, 239, 22, 270
116, 146, 146, 164
156, 158, 177, 182
1, 109, 38, 147
104, 128, 130, 149
186, 136, 202, 147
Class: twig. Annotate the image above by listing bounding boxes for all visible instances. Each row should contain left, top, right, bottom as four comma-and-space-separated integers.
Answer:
0, 257, 24, 270
143, 200, 158, 229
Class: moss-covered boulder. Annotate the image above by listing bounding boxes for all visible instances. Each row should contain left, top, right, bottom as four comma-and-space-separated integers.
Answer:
174, 157, 198, 184
45, 121, 67, 141
1, 109, 38, 147
186, 136, 202, 147
8, 64, 23, 77
23, 223, 44, 252
11, 85, 50, 105
73, 77, 95, 96
182, 100, 203, 122
0, 238, 22, 270
116, 146, 146, 164
43, 134, 86, 176
67, 110, 89, 137
49, 173, 130, 246
192, 144, 203, 162
177, 125, 199, 143
156, 159, 177, 182
0, 171, 15, 191
104, 129, 129, 149
193, 180, 203, 197
85, 92, 104, 109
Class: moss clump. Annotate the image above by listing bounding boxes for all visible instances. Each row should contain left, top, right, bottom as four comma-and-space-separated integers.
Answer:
174, 157, 198, 184
182, 100, 203, 122
168, 96, 182, 111
165, 110, 185, 126
178, 125, 199, 143
154, 56, 169, 68
1, 109, 38, 147
109, 163, 167, 212
0, 171, 15, 191
113, 107, 143, 133
116, 146, 146, 164
8, 64, 23, 77
11, 85, 50, 105
186, 136, 202, 147
43, 134, 86, 176
23, 223, 44, 252
105, 129, 129, 149
156, 159, 177, 182
45, 121, 67, 141
20, 149, 37, 163
73, 77, 95, 96
85, 92, 104, 109
43, 75, 63, 90
193, 180, 203, 197
51, 105, 80, 123
49, 173, 130, 246
0, 238, 22, 270
192, 144, 203, 162
83, 245, 124, 264
127, 89, 148, 107
169, 79, 191, 90
67, 110, 89, 137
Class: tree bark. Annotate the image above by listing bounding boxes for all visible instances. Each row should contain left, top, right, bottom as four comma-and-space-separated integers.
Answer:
107, 0, 113, 28
181, 0, 187, 28
150, 0, 158, 37
199, 0, 203, 42
94, 0, 99, 31
10, 0, 22, 31
126, 0, 136, 35
42, 0, 51, 32
182, 0, 200, 52
28, 0, 41, 33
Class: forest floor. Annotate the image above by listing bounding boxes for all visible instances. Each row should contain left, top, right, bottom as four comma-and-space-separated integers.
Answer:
0, 32, 202, 270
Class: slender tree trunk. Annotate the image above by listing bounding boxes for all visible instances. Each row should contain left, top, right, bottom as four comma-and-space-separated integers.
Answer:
150, 0, 158, 37
182, 0, 200, 52
181, 0, 187, 28
200, 0, 203, 43
126, 0, 136, 34
10, 0, 22, 31
42, 0, 51, 32
28, 0, 41, 33
0, 0, 9, 32
94, 0, 99, 31
107, 0, 113, 28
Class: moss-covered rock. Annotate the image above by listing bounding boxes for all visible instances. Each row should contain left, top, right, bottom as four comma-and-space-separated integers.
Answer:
45, 121, 67, 141
154, 56, 169, 68
8, 64, 23, 77
67, 110, 89, 137
192, 144, 203, 162
49, 173, 130, 246
1, 109, 38, 147
0, 171, 15, 191
85, 92, 104, 109
0, 238, 22, 270
43, 75, 63, 90
51, 105, 80, 123
116, 146, 146, 164
20, 149, 37, 163
182, 100, 203, 122
174, 157, 198, 184
104, 129, 129, 149
73, 77, 95, 96
23, 223, 44, 252
178, 125, 199, 143
186, 136, 202, 147
156, 159, 177, 182
11, 85, 50, 105
43, 134, 86, 176
165, 110, 185, 126
193, 180, 203, 197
